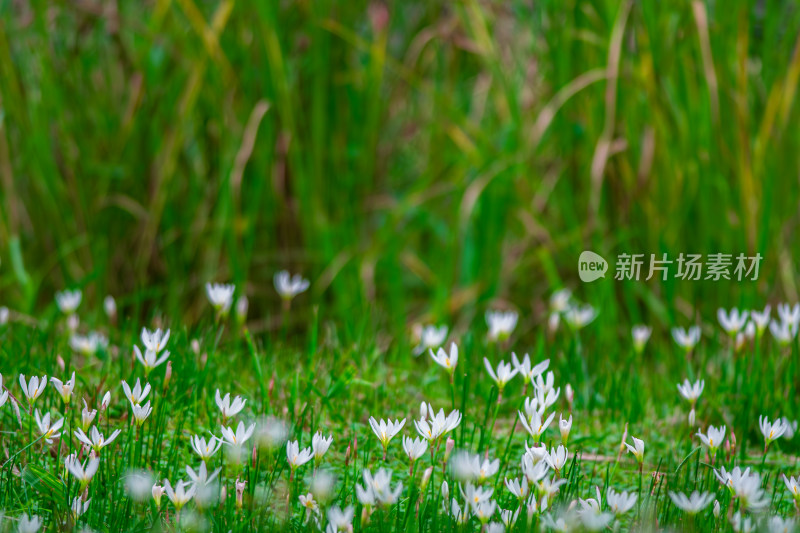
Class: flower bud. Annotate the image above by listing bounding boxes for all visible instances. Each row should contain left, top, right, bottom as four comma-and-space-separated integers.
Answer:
688, 408, 696, 427
101, 391, 111, 411
548, 312, 560, 334
56, 355, 65, 372
565, 384, 574, 407
104, 295, 117, 319
713, 500, 720, 518
419, 402, 427, 420
420, 467, 432, 491
441, 480, 449, 502
220, 485, 227, 504
444, 437, 455, 463
67, 314, 79, 332
163, 361, 172, 389
235, 478, 246, 509
191, 339, 201, 355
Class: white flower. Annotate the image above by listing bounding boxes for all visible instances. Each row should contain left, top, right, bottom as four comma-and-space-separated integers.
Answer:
677, 378, 704, 403
215, 389, 247, 419
287, 440, 314, 470
606, 488, 637, 515
412, 325, 448, 356
784, 475, 800, 501
766, 516, 796, 533
511, 352, 549, 384
74, 426, 121, 453
104, 295, 117, 317
750, 305, 771, 334
770, 319, 797, 345
236, 296, 248, 321
124, 470, 155, 501
18, 515, 42, 533
34, 409, 64, 444
191, 435, 223, 461
69, 332, 109, 355
471, 499, 497, 523
760, 415, 788, 445
461, 482, 494, 509
715, 467, 769, 510
778, 303, 800, 329
631, 325, 652, 352
414, 405, 461, 442
718, 308, 749, 335
668, 490, 715, 514
369, 417, 406, 451
559, 414, 572, 443
186, 462, 221, 488
299, 493, 319, 512
402, 436, 427, 462
483, 357, 518, 390
429, 342, 458, 373
140, 328, 170, 353
274, 270, 310, 300
56, 289, 82, 314
152, 483, 166, 507
486, 310, 518, 341
550, 289, 572, 312
19, 374, 48, 405
0, 374, 7, 408
358, 469, 403, 507
255, 416, 288, 450
132, 401, 153, 426
544, 445, 568, 472
0, 306, 8, 325
696, 425, 726, 452
312, 432, 333, 462
518, 409, 555, 443
326, 505, 354, 531
121, 379, 151, 407
101, 391, 111, 410
80, 399, 97, 431
71, 497, 91, 518
164, 479, 196, 510
563, 304, 597, 329
205, 282, 235, 314
50, 372, 76, 403
731, 512, 755, 533
624, 436, 645, 464
782, 418, 798, 439
504, 477, 529, 500
133, 346, 170, 376
672, 326, 701, 351
65, 456, 100, 486
220, 421, 256, 447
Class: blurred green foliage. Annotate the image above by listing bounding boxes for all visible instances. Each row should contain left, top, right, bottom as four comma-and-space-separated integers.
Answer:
1, 0, 799, 336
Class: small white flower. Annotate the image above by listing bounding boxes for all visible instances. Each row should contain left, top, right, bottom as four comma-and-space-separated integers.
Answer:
132, 401, 153, 426
784, 475, 800, 501
220, 421, 256, 447
559, 414, 572, 443
483, 357, 518, 390
770, 319, 797, 345
56, 289, 82, 314
287, 440, 314, 470
511, 352, 549, 384
140, 328, 170, 353
549, 289, 572, 312
414, 405, 461, 442
18, 515, 43, 533
35, 409, 64, 444
778, 303, 800, 329
429, 342, 458, 373
369, 417, 406, 451
163, 479, 196, 510
65, 456, 100, 487
750, 305, 771, 334
606, 488, 637, 515
0, 374, 7, 408
104, 295, 117, 317
760, 415, 788, 445
401, 436, 427, 462
186, 462, 221, 488
124, 470, 155, 501
74, 426, 121, 453
274, 270, 310, 300
696, 425, 726, 452
71, 497, 91, 518
518, 409, 555, 443
504, 477, 529, 500
121, 379, 151, 407
631, 325, 652, 352
718, 308, 749, 335
412, 324, 448, 356
215, 389, 247, 419
19, 374, 48, 405
766, 516, 796, 533
312, 432, 333, 463
205, 282, 235, 314
486, 310, 518, 341
255, 416, 288, 450
299, 492, 319, 512
563, 304, 597, 329
191, 435, 223, 461
358, 469, 403, 507
668, 490, 715, 514
152, 483, 166, 507
327, 505, 354, 531
69, 332, 109, 355
677, 378, 704, 404
544, 445, 569, 473
133, 345, 170, 375
730, 511, 755, 533
672, 326, 701, 351
50, 372, 76, 403
624, 436, 645, 464
80, 399, 97, 431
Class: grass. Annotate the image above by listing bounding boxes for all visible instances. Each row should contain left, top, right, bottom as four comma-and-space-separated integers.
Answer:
1, 0, 800, 531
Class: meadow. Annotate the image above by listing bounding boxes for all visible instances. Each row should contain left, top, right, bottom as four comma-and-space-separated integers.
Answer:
2, 0, 800, 531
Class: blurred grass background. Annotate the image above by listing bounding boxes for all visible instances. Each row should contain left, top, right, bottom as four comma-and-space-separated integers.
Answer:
1, 0, 799, 338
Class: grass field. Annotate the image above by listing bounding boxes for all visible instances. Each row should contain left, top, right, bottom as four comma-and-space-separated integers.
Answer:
2, 0, 800, 531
